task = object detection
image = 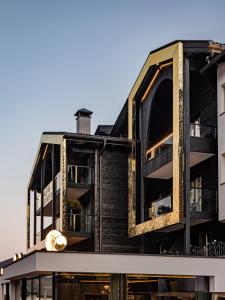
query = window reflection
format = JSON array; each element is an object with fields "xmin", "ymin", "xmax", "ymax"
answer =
[
  {"xmin": 26, "ymin": 276, "xmax": 52, "ymax": 300},
  {"xmin": 55, "ymin": 273, "xmax": 109, "ymax": 300}
]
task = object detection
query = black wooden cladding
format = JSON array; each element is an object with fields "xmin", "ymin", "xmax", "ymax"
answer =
[{"xmin": 99, "ymin": 150, "xmax": 140, "ymax": 253}]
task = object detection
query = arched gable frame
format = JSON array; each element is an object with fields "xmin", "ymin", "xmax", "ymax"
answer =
[{"xmin": 128, "ymin": 42, "xmax": 184, "ymax": 236}]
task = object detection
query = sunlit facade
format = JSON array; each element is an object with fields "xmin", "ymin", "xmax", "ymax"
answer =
[{"xmin": 1, "ymin": 40, "xmax": 225, "ymax": 299}]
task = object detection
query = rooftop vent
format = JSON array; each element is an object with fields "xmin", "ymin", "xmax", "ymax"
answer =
[{"xmin": 74, "ymin": 108, "xmax": 93, "ymax": 135}]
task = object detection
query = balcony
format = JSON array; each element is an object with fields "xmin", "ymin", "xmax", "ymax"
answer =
[
  {"xmin": 68, "ymin": 165, "xmax": 91, "ymax": 185},
  {"xmin": 191, "ymin": 240, "xmax": 225, "ymax": 257},
  {"xmin": 190, "ymin": 123, "xmax": 216, "ymax": 139},
  {"xmin": 35, "ymin": 217, "xmax": 61, "ymax": 243},
  {"xmin": 144, "ymin": 124, "xmax": 217, "ymax": 179},
  {"xmin": 149, "ymin": 194, "xmax": 172, "ymax": 219},
  {"xmin": 67, "ymin": 165, "xmax": 92, "ymax": 200},
  {"xmin": 36, "ymin": 172, "xmax": 61, "ymax": 215},
  {"xmin": 67, "ymin": 211, "xmax": 93, "ymax": 244},
  {"xmin": 190, "ymin": 187, "xmax": 217, "ymax": 225},
  {"xmin": 147, "ymin": 188, "xmax": 217, "ymax": 222}
]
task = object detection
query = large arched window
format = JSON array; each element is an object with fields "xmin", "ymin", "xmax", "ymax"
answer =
[{"xmin": 148, "ymin": 79, "xmax": 173, "ymax": 147}]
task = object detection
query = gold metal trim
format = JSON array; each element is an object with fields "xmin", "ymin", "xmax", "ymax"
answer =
[
  {"xmin": 42, "ymin": 144, "xmax": 48, "ymax": 160},
  {"xmin": 128, "ymin": 42, "xmax": 183, "ymax": 236},
  {"xmin": 60, "ymin": 138, "xmax": 67, "ymax": 233},
  {"xmin": 146, "ymin": 133, "xmax": 173, "ymax": 160},
  {"xmin": 141, "ymin": 62, "xmax": 173, "ymax": 102}
]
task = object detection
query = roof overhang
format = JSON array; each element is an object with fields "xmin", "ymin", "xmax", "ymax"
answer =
[
  {"xmin": 28, "ymin": 132, "xmax": 131, "ymax": 189},
  {"xmin": 3, "ymin": 251, "xmax": 225, "ymax": 292},
  {"xmin": 28, "ymin": 133, "xmax": 64, "ymax": 189}
]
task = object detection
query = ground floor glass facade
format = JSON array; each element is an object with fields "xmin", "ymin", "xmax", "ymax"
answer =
[{"xmin": 25, "ymin": 273, "xmax": 211, "ymax": 300}]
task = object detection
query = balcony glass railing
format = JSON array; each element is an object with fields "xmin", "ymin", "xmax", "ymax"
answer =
[
  {"xmin": 150, "ymin": 194, "xmax": 173, "ymax": 219},
  {"xmin": 67, "ymin": 212, "xmax": 93, "ymax": 233},
  {"xmin": 68, "ymin": 165, "xmax": 91, "ymax": 185},
  {"xmin": 146, "ymin": 124, "xmax": 216, "ymax": 162},
  {"xmin": 55, "ymin": 217, "xmax": 61, "ymax": 231},
  {"xmin": 190, "ymin": 187, "xmax": 217, "ymax": 213},
  {"xmin": 146, "ymin": 134, "xmax": 173, "ymax": 161},
  {"xmin": 36, "ymin": 232, "xmax": 41, "ymax": 243},
  {"xmin": 190, "ymin": 123, "xmax": 217, "ymax": 139},
  {"xmin": 148, "ymin": 187, "xmax": 217, "ymax": 220},
  {"xmin": 36, "ymin": 173, "xmax": 61, "ymax": 211},
  {"xmin": 54, "ymin": 172, "xmax": 61, "ymax": 192},
  {"xmin": 36, "ymin": 193, "xmax": 41, "ymax": 211}
]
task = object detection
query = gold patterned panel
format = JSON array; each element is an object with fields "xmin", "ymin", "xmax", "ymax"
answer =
[
  {"xmin": 128, "ymin": 42, "xmax": 184, "ymax": 236},
  {"xmin": 60, "ymin": 138, "xmax": 68, "ymax": 233}
]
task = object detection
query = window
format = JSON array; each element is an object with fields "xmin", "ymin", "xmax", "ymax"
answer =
[
  {"xmin": 190, "ymin": 177, "xmax": 202, "ymax": 212},
  {"xmin": 26, "ymin": 276, "xmax": 52, "ymax": 300},
  {"xmin": 219, "ymin": 83, "xmax": 225, "ymax": 114},
  {"xmin": 220, "ymin": 153, "xmax": 225, "ymax": 184},
  {"xmin": 2, "ymin": 283, "xmax": 10, "ymax": 300}
]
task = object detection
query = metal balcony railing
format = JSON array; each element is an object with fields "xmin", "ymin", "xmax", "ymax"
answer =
[
  {"xmin": 191, "ymin": 240, "xmax": 225, "ymax": 257},
  {"xmin": 190, "ymin": 187, "xmax": 217, "ymax": 213},
  {"xmin": 190, "ymin": 123, "xmax": 217, "ymax": 139},
  {"xmin": 68, "ymin": 165, "xmax": 91, "ymax": 185},
  {"xmin": 150, "ymin": 194, "xmax": 173, "ymax": 219},
  {"xmin": 67, "ymin": 212, "xmax": 93, "ymax": 233}
]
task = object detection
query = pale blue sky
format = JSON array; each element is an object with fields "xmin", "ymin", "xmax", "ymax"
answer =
[{"xmin": 0, "ymin": 0, "xmax": 225, "ymax": 260}]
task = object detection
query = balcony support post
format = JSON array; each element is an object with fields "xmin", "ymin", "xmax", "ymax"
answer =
[
  {"xmin": 51, "ymin": 144, "xmax": 56, "ymax": 229},
  {"xmin": 184, "ymin": 56, "xmax": 191, "ymax": 255},
  {"xmin": 40, "ymin": 156, "xmax": 46, "ymax": 240},
  {"xmin": 33, "ymin": 189, "xmax": 37, "ymax": 245},
  {"xmin": 27, "ymin": 189, "xmax": 30, "ymax": 249}
]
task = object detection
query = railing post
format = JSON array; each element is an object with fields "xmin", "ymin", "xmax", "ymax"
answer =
[{"xmin": 75, "ymin": 165, "xmax": 78, "ymax": 184}]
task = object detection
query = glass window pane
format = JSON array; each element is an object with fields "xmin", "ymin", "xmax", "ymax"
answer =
[{"xmin": 40, "ymin": 276, "xmax": 53, "ymax": 300}]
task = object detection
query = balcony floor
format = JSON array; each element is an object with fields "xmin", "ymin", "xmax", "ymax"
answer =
[
  {"xmin": 146, "ymin": 151, "xmax": 214, "ymax": 180},
  {"xmin": 155, "ymin": 213, "xmax": 217, "ymax": 233}
]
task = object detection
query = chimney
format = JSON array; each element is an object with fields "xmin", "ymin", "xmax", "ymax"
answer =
[{"xmin": 74, "ymin": 108, "xmax": 93, "ymax": 134}]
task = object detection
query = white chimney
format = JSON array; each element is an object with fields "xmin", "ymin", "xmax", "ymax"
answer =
[{"xmin": 74, "ymin": 108, "xmax": 93, "ymax": 134}]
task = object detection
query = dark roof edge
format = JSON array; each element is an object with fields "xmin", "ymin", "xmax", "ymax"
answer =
[
  {"xmin": 64, "ymin": 132, "xmax": 130, "ymax": 144},
  {"xmin": 200, "ymin": 49, "xmax": 225, "ymax": 74},
  {"xmin": 150, "ymin": 40, "xmax": 213, "ymax": 55},
  {"xmin": 110, "ymin": 99, "xmax": 128, "ymax": 136}
]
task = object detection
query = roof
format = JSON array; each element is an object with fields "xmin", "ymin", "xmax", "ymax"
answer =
[
  {"xmin": 110, "ymin": 99, "xmax": 128, "ymax": 137},
  {"xmin": 0, "ymin": 258, "xmax": 13, "ymax": 269},
  {"xmin": 150, "ymin": 40, "xmax": 224, "ymax": 54},
  {"xmin": 199, "ymin": 49, "xmax": 225, "ymax": 85},
  {"xmin": 74, "ymin": 108, "xmax": 93, "ymax": 117},
  {"xmin": 201, "ymin": 50, "xmax": 225, "ymax": 73},
  {"xmin": 95, "ymin": 125, "xmax": 113, "ymax": 136},
  {"xmin": 28, "ymin": 131, "xmax": 130, "ymax": 189}
]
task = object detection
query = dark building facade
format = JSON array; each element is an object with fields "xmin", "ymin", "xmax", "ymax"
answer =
[{"xmin": 1, "ymin": 40, "xmax": 225, "ymax": 300}]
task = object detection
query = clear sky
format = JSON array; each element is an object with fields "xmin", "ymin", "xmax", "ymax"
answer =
[{"xmin": 0, "ymin": 0, "xmax": 225, "ymax": 261}]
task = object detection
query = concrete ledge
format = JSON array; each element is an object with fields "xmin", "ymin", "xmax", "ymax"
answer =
[{"xmin": 3, "ymin": 251, "xmax": 225, "ymax": 292}]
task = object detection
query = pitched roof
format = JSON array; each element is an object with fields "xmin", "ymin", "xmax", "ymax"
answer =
[{"xmin": 95, "ymin": 125, "xmax": 113, "ymax": 136}]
